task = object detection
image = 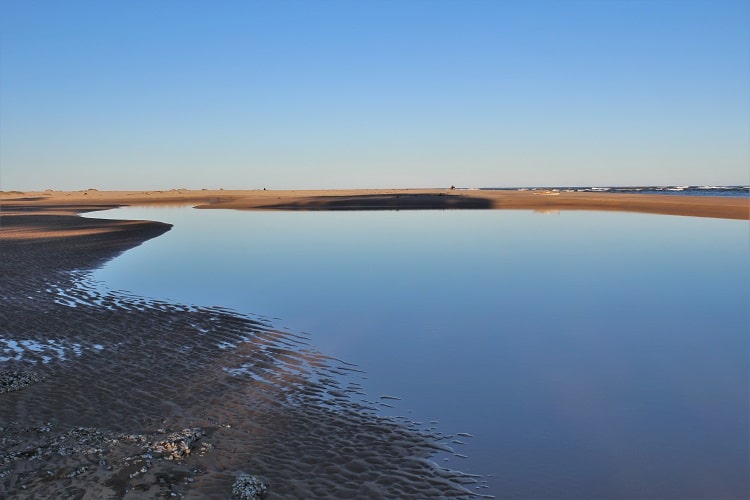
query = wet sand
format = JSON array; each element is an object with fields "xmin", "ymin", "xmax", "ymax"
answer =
[
  {"xmin": 0, "ymin": 202, "xmax": 483, "ymax": 498},
  {"xmin": 1, "ymin": 189, "xmax": 746, "ymax": 497}
]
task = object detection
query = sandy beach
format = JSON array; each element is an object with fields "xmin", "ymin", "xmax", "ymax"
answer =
[
  {"xmin": 1, "ymin": 188, "xmax": 747, "ymax": 219},
  {"xmin": 1, "ymin": 189, "xmax": 747, "ymax": 498}
]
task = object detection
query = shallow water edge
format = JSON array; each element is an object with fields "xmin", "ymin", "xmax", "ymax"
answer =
[{"xmin": 0, "ymin": 205, "xmax": 486, "ymax": 498}]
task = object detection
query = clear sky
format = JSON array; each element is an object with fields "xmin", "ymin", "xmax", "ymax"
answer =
[{"xmin": 1, "ymin": 0, "xmax": 748, "ymax": 190}]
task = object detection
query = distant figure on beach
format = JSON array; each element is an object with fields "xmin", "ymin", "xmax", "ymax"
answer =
[{"xmin": 450, "ymin": 185, "xmax": 455, "ymax": 190}]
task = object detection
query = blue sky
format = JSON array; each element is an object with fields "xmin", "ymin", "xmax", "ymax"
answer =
[{"xmin": 1, "ymin": 0, "xmax": 748, "ymax": 190}]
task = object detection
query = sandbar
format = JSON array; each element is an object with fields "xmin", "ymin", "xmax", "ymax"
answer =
[{"xmin": 1, "ymin": 188, "xmax": 747, "ymax": 219}]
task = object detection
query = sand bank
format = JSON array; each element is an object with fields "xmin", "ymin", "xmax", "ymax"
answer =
[
  {"xmin": 0, "ymin": 203, "xmax": 482, "ymax": 498},
  {"xmin": 1, "ymin": 188, "xmax": 747, "ymax": 219}
]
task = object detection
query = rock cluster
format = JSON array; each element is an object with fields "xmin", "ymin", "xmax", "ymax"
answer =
[
  {"xmin": 0, "ymin": 424, "xmax": 115, "ymax": 477},
  {"xmin": 1, "ymin": 423, "xmax": 214, "ymax": 497},
  {"xmin": 0, "ymin": 370, "xmax": 46, "ymax": 393},
  {"xmin": 232, "ymin": 473, "xmax": 270, "ymax": 499},
  {"xmin": 150, "ymin": 428, "xmax": 203, "ymax": 461}
]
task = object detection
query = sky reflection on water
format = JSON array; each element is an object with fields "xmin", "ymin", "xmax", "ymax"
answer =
[{"xmin": 88, "ymin": 207, "xmax": 749, "ymax": 498}]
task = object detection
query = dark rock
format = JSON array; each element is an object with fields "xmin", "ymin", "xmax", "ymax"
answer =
[
  {"xmin": 232, "ymin": 473, "xmax": 270, "ymax": 499},
  {"xmin": 0, "ymin": 370, "xmax": 46, "ymax": 394}
]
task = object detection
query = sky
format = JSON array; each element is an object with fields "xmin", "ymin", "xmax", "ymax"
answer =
[{"xmin": 1, "ymin": 0, "xmax": 748, "ymax": 190}]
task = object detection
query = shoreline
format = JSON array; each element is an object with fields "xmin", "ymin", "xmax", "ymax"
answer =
[
  {"xmin": 1, "ymin": 188, "xmax": 747, "ymax": 219},
  {"xmin": 0, "ymin": 189, "xmax": 746, "ymax": 496},
  {"xmin": 0, "ymin": 203, "xmax": 480, "ymax": 498}
]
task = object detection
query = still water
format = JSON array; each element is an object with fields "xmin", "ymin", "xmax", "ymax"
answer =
[{"xmin": 87, "ymin": 207, "xmax": 749, "ymax": 498}]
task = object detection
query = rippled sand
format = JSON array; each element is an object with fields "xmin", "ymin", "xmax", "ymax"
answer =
[{"xmin": 0, "ymin": 204, "xmax": 486, "ymax": 498}]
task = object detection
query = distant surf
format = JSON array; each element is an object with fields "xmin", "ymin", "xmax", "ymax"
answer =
[{"xmin": 478, "ymin": 185, "xmax": 749, "ymax": 197}]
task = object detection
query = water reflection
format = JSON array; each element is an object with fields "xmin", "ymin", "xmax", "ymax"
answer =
[{"xmin": 87, "ymin": 207, "xmax": 749, "ymax": 498}]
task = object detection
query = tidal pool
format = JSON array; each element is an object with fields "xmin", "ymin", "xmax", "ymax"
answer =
[{"xmin": 86, "ymin": 207, "xmax": 749, "ymax": 498}]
